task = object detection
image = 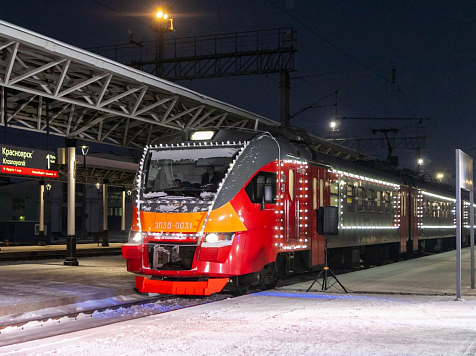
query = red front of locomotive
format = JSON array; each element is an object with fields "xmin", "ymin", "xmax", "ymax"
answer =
[{"xmin": 122, "ymin": 131, "xmax": 282, "ymax": 295}]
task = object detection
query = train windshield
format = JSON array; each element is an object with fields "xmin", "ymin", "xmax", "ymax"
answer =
[{"xmin": 142, "ymin": 146, "xmax": 241, "ymax": 198}]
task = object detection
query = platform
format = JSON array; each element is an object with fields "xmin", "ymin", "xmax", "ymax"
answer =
[
  {"xmin": 0, "ymin": 242, "xmax": 123, "ymax": 261},
  {"xmin": 282, "ymin": 247, "xmax": 476, "ymax": 297},
  {"xmin": 0, "ymin": 248, "xmax": 475, "ymax": 318}
]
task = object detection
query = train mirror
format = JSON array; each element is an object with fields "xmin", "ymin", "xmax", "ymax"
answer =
[{"xmin": 317, "ymin": 206, "xmax": 339, "ymax": 236}]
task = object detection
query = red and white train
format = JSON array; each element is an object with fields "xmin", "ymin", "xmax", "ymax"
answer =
[{"xmin": 122, "ymin": 127, "xmax": 464, "ymax": 295}]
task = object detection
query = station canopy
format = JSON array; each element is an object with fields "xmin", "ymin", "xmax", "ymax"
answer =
[{"xmin": 0, "ymin": 20, "xmax": 280, "ymax": 149}]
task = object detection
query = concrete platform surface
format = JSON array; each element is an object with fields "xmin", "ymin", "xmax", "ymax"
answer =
[
  {"xmin": 283, "ymin": 247, "xmax": 476, "ymax": 297},
  {"xmin": 0, "ymin": 255, "xmax": 135, "ymax": 317}
]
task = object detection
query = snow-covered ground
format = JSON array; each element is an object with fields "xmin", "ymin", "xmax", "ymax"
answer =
[{"xmin": 1, "ymin": 291, "xmax": 476, "ymax": 356}]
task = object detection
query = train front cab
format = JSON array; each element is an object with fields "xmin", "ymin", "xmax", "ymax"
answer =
[{"xmin": 122, "ymin": 131, "xmax": 324, "ymax": 295}]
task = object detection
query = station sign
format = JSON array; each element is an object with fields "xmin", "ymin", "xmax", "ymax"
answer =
[{"xmin": 0, "ymin": 144, "xmax": 58, "ymax": 178}]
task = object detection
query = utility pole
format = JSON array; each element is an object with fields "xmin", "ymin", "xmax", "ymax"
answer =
[{"xmin": 280, "ymin": 70, "xmax": 290, "ymax": 127}]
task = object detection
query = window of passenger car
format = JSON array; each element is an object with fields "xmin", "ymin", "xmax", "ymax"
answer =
[{"xmin": 346, "ymin": 184, "xmax": 355, "ymax": 212}]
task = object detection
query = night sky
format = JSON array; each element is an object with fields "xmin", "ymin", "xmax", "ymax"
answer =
[{"xmin": 1, "ymin": 1, "xmax": 475, "ymax": 179}]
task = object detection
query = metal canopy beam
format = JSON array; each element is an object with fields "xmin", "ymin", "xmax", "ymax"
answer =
[{"xmin": 0, "ymin": 20, "xmax": 279, "ymax": 149}]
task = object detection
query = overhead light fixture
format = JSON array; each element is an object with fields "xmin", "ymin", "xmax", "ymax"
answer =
[
  {"xmin": 81, "ymin": 145, "xmax": 89, "ymax": 156},
  {"xmin": 190, "ymin": 131, "xmax": 215, "ymax": 141}
]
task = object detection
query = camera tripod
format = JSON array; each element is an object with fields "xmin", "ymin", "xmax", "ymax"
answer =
[{"xmin": 306, "ymin": 238, "xmax": 348, "ymax": 293}]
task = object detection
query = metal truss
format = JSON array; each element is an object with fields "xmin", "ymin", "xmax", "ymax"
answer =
[
  {"xmin": 334, "ymin": 136, "xmax": 426, "ymax": 152},
  {"xmin": 90, "ymin": 28, "xmax": 296, "ymax": 81},
  {"xmin": 0, "ymin": 20, "xmax": 279, "ymax": 150}
]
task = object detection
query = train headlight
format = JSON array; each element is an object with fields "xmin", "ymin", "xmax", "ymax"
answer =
[
  {"xmin": 190, "ymin": 131, "xmax": 215, "ymax": 140},
  {"xmin": 133, "ymin": 232, "xmax": 142, "ymax": 242},
  {"xmin": 128, "ymin": 231, "xmax": 143, "ymax": 244},
  {"xmin": 203, "ymin": 233, "xmax": 234, "ymax": 245},
  {"xmin": 205, "ymin": 233, "xmax": 219, "ymax": 243}
]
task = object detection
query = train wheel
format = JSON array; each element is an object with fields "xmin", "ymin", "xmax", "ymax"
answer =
[
  {"xmin": 230, "ymin": 276, "xmax": 251, "ymax": 296},
  {"xmin": 232, "ymin": 284, "xmax": 249, "ymax": 296},
  {"xmin": 260, "ymin": 263, "xmax": 278, "ymax": 290}
]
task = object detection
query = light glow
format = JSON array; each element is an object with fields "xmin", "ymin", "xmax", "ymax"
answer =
[{"xmin": 190, "ymin": 131, "xmax": 215, "ymax": 140}]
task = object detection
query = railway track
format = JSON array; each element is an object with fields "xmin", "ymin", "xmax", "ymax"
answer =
[{"xmin": 0, "ymin": 293, "xmax": 232, "ymax": 347}]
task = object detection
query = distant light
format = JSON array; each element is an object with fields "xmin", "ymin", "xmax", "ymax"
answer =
[
  {"xmin": 330, "ymin": 121, "xmax": 337, "ymax": 129},
  {"xmin": 46, "ymin": 183, "xmax": 52, "ymax": 191},
  {"xmin": 156, "ymin": 10, "xmax": 163, "ymax": 18},
  {"xmin": 191, "ymin": 131, "xmax": 215, "ymax": 141},
  {"xmin": 19, "ymin": 216, "xmax": 25, "ymax": 221},
  {"xmin": 163, "ymin": 13, "xmax": 168, "ymax": 19},
  {"xmin": 418, "ymin": 158, "xmax": 424, "ymax": 165},
  {"xmin": 437, "ymin": 173, "xmax": 444, "ymax": 179},
  {"xmin": 96, "ymin": 182, "xmax": 101, "ymax": 190}
]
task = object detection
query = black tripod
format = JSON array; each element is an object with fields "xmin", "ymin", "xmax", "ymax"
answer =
[{"xmin": 307, "ymin": 238, "xmax": 348, "ymax": 293}]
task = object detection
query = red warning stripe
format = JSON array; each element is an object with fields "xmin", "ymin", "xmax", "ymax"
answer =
[{"xmin": 1, "ymin": 165, "xmax": 58, "ymax": 178}]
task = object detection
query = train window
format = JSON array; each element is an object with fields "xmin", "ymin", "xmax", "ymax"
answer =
[
  {"xmin": 357, "ymin": 187, "xmax": 366, "ymax": 212},
  {"xmin": 320, "ymin": 179, "xmax": 324, "ymax": 207},
  {"xmin": 384, "ymin": 191, "xmax": 392, "ymax": 214},
  {"xmin": 376, "ymin": 190, "xmax": 383, "ymax": 214},
  {"xmin": 313, "ymin": 178, "xmax": 317, "ymax": 210},
  {"xmin": 330, "ymin": 181, "xmax": 339, "ymax": 207},
  {"xmin": 245, "ymin": 171, "xmax": 277, "ymax": 204},
  {"xmin": 346, "ymin": 184, "xmax": 355, "ymax": 212},
  {"xmin": 368, "ymin": 189, "xmax": 375, "ymax": 213},
  {"xmin": 289, "ymin": 169, "xmax": 295, "ymax": 201}
]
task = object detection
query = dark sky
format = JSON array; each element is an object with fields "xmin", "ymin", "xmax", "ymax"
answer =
[{"xmin": 1, "ymin": 0, "xmax": 475, "ymax": 178}]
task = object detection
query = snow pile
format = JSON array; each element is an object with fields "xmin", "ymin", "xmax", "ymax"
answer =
[{"xmin": 1, "ymin": 291, "xmax": 476, "ymax": 355}]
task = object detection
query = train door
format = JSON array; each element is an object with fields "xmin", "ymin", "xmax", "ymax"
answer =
[
  {"xmin": 285, "ymin": 166, "xmax": 298, "ymax": 241},
  {"xmin": 409, "ymin": 188, "xmax": 420, "ymax": 252},
  {"xmin": 399, "ymin": 187, "xmax": 409, "ymax": 253},
  {"xmin": 310, "ymin": 166, "xmax": 328, "ymax": 266}
]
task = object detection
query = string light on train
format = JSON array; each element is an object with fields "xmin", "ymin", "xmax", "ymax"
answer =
[
  {"xmin": 331, "ymin": 169, "xmax": 400, "ymax": 188},
  {"xmin": 420, "ymin": 191, "xmax": 456, "ymax": 202},
  {"xmin": 197, "ymin": 140, "xmax": 250, "ymax": 241}
]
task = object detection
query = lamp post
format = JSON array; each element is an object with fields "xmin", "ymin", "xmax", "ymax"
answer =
[
  {"xmin": 81, "ymin": 145, "xmax": 89, "ymax": 239},
  {"xmin": 38, "ymin": 180, "xmax": 45, "ymax": 246},
  {"xmin": 417, "ymin": 158, "xmax": 424, "ymax": 173},
  {"xmin": 64, "ymin": 138, "xmax": 78, "ymax": 266},
  {"xmin": 102, "ymin": 178, "xmax": 109, "ymax": 247},
  {"xmin": 150, "ymin": 4, "xmax": 174, "ymax": 78},
  {"xmin": 330, "ymin": 120, "xmax": 339, "ymax": 141}
]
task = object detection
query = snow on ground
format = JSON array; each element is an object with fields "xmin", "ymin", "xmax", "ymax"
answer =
[{"xmin": 1, "ymin": 291, "xmax": 476, "ymax": 356}]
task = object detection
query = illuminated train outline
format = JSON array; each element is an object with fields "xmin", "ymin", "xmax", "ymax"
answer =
[{"xmin": 122, "ymin": 128, "xmax": 465, "ymax": 295}]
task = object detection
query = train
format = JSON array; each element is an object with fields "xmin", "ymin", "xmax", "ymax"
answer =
[{"xmin": 121, "ymin": 126, "xmax": 465, "ymax": 296}]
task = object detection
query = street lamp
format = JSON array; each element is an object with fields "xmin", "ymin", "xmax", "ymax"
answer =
[
  {"xmin": 150, "ymin": 4, "xmax": 174, "ymax": 77},
  {"xmin": 436, "ymin": 173, "xmax": 444, "ymax": 182},
  {"xmin": 81, "ymin": 145, "xmax": 89, "ymax": 239}
]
